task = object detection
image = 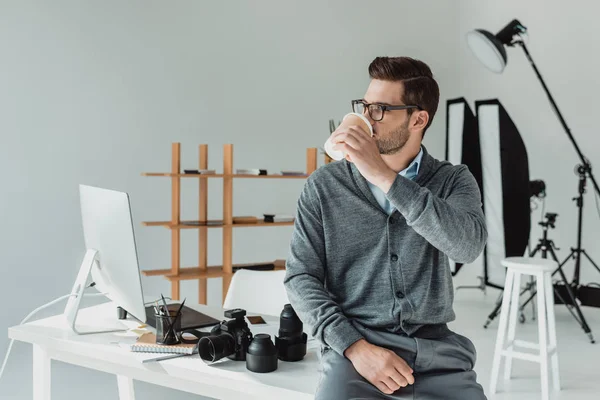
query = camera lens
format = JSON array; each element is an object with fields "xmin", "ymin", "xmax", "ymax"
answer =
[
  {"xmin": 275, "ymin": 304, "xmax": 307, "ymax": 362},
  {"xmin": 279, "ymin": 304, "xmax": 303, "ymax": 335},
  {"xmin": 198, "ymin": 333, "xmax": 235, "ymax": 362},
  {"xmin": 246, "ymin": 334, "xmax": 278, "ymax": 373}
]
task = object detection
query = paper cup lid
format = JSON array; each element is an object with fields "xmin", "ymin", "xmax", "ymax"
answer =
[{"xmin": 343, "ymin": 113, "xmax": 373, "ymax": 136}]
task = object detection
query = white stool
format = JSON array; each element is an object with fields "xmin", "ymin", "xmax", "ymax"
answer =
[{"xmin": 490, "ymin": 257, "xmax": 560, "ymax": 400}]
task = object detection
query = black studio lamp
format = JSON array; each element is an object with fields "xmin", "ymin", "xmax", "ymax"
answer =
[
  {"xmin": 466, "ymin": 19, "xmax": 600, "ymax": 343},
  {"xmin": 466, "ymin": 19, "xmax": 527, "ymax": 73},
  {"xmin": 467, "ymin": 18, "xmax": 600, "ymax": 200}
]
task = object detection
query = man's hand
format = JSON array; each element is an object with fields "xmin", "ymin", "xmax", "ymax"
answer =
[
  {"xmin": 344, "ymin": 339, "xmax": 415, "ymax": 395},
  {"xmin": 331, "ymin": 126, "xmax": 397, "ymax": 192}
]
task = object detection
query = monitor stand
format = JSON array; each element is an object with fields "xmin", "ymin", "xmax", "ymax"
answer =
[{"xmin": 64, "ymin": 249, "xmax": 128, "ymax": 335}]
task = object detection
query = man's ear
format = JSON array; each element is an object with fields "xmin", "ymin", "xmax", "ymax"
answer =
[{"xmin": 411, "ymin": 110, "xmax": 429, "ymax": 132}]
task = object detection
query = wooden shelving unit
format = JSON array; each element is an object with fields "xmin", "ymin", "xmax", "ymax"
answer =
[{"xmin": 142, "ymin": 143, "xmax": 317, "ymax": 304}]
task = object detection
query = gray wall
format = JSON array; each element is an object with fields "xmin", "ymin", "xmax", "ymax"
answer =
[
  {"xmin": 4, "ymin": 1, "xmax": 598, "ymax": 398},
  {"xmin": 0, "ymin": 1, "xmax": 457, "ymax": 398}
]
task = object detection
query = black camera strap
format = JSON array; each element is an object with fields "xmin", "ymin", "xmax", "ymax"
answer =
[{"xmin": 179, "ymin": 328, "xmax": 211, "ymax": 344}]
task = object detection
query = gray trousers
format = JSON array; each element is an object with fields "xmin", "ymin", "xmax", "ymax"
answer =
[{"xmin": 315, "ymin": 324, "xmax": 487, "ymax": 400}]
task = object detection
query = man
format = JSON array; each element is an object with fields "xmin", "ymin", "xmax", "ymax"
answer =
[{"xmin": 284, "ymin": 56, "xmax": 488, "ymax": 399}]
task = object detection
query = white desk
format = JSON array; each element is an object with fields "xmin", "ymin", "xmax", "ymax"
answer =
[{"xmin": 8, "ymin": 302, "xmax": 320, "ymax": 400}]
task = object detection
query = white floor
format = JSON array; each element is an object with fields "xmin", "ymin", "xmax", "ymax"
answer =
[{"xmin": 452, "ymin": 285, "xmax": 600, "ymax": 400}]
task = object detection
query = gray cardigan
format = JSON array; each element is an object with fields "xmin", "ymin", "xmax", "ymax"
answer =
[{"xmin": 284, "ymin": 146, "xmax": 487, "ymax": 356}]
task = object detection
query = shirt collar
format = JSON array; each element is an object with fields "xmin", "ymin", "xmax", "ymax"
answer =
[{"xmin": 399, "ymin": 147, "xmax": 423, "ymax": 177}]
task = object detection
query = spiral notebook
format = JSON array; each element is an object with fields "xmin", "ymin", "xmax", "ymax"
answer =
[{"xmin": 130, "ymin": 333, "xmax": 197, "ymax": 354}]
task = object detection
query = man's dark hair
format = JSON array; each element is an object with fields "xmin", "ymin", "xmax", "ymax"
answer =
[{"xmin": 368, "ymin": 56, "xmax": 440, "ymax": 136}]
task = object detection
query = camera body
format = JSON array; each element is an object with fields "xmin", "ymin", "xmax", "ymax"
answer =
[
  {"xmin": 545, "ymin": 212, "xmax": 558, "ymax": 222},
  {"xmin": 539, "ymin": 212, "xmax": 558, "ymax": 229},
  {"xmin": 529, "ymin": 179, "xmax": 546, "ymax": 198},
  {"xmin": 199, "ymin": 308, "xmax": 252, "ymax": 362}
]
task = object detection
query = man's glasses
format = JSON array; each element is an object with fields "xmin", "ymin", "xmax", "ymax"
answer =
[{"xmin": 351, "ymin": 99, "xmax": 421, "ymax": 122}]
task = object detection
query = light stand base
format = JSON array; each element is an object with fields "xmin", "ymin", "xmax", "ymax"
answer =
[{"xmin": 455, "ymin": 276, "xmax": 487, "ymax": 294}]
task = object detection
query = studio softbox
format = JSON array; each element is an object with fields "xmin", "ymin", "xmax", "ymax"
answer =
[
  {"xmin": 445, "ymin": 98, "xmax": 483, "ymax": 275},
  {"xmin": 475, "ymin": 99, "xmax": 530, "ymax": 288}
]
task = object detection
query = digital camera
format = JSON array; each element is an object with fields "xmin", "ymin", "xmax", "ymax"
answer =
[{"xmin": 198, "ymin": 308, "xmax": 252, "ymax": 362}]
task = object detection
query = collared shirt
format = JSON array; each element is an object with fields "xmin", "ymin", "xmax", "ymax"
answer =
[{"xmin": 367, "ymin": 147, "xmax": 424, "ymax": 215}]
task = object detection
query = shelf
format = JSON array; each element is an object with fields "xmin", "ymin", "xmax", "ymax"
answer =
[
  {"xmin": 169, "ymin": 266, "xmax": 227, "ymax": 280},
  {"xmin": 140, "ymin": 266, "xmax": 225, "ymax": 279},
  {"xmin": 229, "ymin": 220, "xmax": 295, "ymax": 228},
  {"xmin": 142, "ymin": 268, "xmax": 181, "ymax": 277},
  {"xmin": 142, "ymin": 143, "xmax": 317, "ymax": 303},
  {"xmin": 142, "ymin": 221, "xmax": 174, "ymax": 227},
  {"xmin": 142, "ymin": 220, "xmax": 222, "ymax": 229},
  {"xmin": 142, "ymin": 219, "xmax": 295, "ymax": 229},
  {"xmin": 233, "ymin": 174, "xmax": 309, "ymax": 179},
  {"xmin": 142, "ymin": 173, "xmax": 308, "ymax": 179},
  {"xmin": 142, "ymin": 173, "xmax": 225, "ymax": 178},
  {"xmin": 141, "ymin": 262, "xmax": 286, "ymax": 281}
]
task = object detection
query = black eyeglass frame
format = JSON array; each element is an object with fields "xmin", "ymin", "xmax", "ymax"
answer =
[{"xmin": 351, "ymin": 99, "xmax": 422, "ymax": 121}]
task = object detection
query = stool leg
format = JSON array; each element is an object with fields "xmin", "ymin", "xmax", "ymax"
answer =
[
  {"xmin": 490, "ymin": 269, "xmax": 514, "ymax": 394},
  {"xmin": 537, "ymin": 272, "xmax": 549, "ymax": 400},
  {"xmin": 544, "ymin": 272, "xmax": 560, "ymax": 391},
  {"xmin": 504, "ymin": 271, "xmax": 522, "ymax": 382}
]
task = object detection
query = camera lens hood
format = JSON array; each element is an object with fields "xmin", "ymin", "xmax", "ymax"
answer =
[{"xmin": 246, "ymin": 334, "xmax": 278, "ymax": 373}]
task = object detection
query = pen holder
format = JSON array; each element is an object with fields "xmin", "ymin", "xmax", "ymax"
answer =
[{"xmin": 155, "ymin": 311, "xmax": 182, "ymax": 345}]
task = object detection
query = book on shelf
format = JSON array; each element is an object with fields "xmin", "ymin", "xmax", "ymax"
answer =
[
  {"xmin": 280, "ymin": 170, "xmax": 306, "ymax": 176},
  {"xmin": 183, "ymin": 169, "xmax": 216, "ymax": 174},
  {"xmin": 236, "ymin": 168, "xmax": 267, "ymax": 175},
  {"xmin": 263, "ymin": 214, "xmax": 294, "ymax": 223},
  {"xmin": 232, "ymin": 216, "xmax": 259, "ymax": 224},
  {"xmin": 232, "ymin": 263, "xmax": 275, "ymax": 272}
]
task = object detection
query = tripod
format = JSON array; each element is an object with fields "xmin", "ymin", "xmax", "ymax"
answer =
[
  {"xmin": 561, "ymin": 165, "xmax": 600, "ymax": 292},
  {"xmin": 525, "ymin": 209, "xmax": 595, "ymax": 343}
]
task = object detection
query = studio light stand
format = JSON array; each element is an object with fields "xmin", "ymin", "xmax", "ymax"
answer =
[
  {"xmin": 561, "ymin": 164, "xmax": 600, "ymax": 293},
  {"xmin": 526, "ymin": 209, "xmax": 595, "ymax": 342},
  {"xmin": 468, "ymin": 19, "xmax": 600, "ymax": 343}
]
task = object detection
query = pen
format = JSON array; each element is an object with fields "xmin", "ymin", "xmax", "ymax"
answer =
[
  {"xmin": 141, "ymin": 353, "xmax": 190, "ymax": 364},
  {"xmin": 160, "ymin": 294, "xmax": 175, "ymax": 341},
  {"xmin": 160, "ymin": 294, "xmax": 170, "ymax": 315},
  {"xmin": 174, "ymin": 298, "xmax": 186, "ymax": 320},
  {"xmin": 165, "ymin": 297, "xmax": 185, "ymax": 340}
]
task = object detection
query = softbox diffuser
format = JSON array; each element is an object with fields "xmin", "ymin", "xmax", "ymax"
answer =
[
  {"xmin": 445, "ymin": 98, "xmax": 482, "ymax": 275},
  {"xmin": 475, "ymin": 99, "xmax": 530, "ymax": 288}
]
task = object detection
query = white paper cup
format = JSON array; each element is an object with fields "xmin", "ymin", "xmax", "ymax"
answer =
[{"xmin": 324, "ymin": 113, "xmax": 374, "ymax": 161}]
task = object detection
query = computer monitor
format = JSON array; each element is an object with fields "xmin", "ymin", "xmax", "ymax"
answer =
[{"xmin": 64, "ymin": 185, "xmax": 146, "ymax": 334}]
